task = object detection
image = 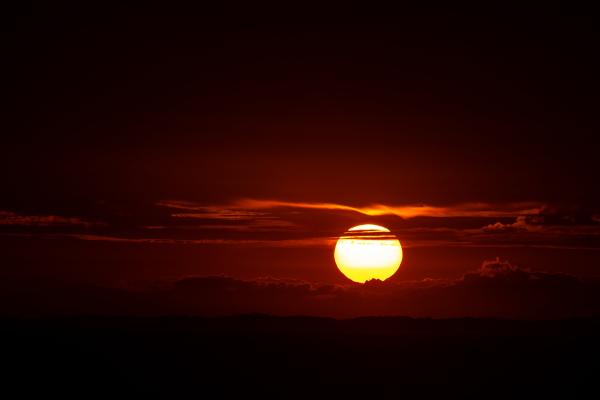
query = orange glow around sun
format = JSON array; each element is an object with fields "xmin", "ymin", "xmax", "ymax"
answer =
[{"xmin": 334, "ymin": 224, "xmax": 403, "ymax": 283}]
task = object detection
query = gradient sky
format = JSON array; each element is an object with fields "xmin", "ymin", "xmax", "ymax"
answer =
[{"xmin": 3, "ymin": 11, "xmax": 600, "ymax": 312}]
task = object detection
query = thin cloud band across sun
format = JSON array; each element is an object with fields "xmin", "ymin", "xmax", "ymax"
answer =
[{"xmin": 334, "ymin": 224, "xmax": 403, "ymax": 283}]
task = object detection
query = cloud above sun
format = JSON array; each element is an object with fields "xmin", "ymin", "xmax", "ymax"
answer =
[
  {"xmin": 157, "ymin": 199, "xmax": 544, "ymax": 219},
  {"xmin": 2, "ymin": 199, "xmax": 600, "ymax": 252}
]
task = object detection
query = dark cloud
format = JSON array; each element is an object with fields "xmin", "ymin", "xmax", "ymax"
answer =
[
  {"xmin": 483, "ymin": 206, "xmax": 600, "ymax": 231},
  {"xmin": 473, "ymin": 257, "xmax": 523, "ymax": 277},
  {"xmin": 482, "ymin": 216, "xmax": 536, "ymax": 233},
  {"xmin": 3, "ymin": 259, "xmax": 599, "ymax": 319},
  {"xmin": 0, "ymin": 211, "xmax": 100, "ymax": 227},
  {"xmin": 474, "ymin": 207, "xmax": 600, "ymax": 250}
]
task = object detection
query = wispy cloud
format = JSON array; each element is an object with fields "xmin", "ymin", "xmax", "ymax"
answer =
[
  {"xmin": 156, "ymin": 200, "xmax": 296, "ymax": 230},
  {"xmin": 156, "ymin": 201, "xmax": 267, "ymax": 220},
  {"xmin": 34, "ymin": 233, "xmax": 335, "ymax": 247},
  {"xmin": 6, "ymin": 201, "xmax": 597, "ymax": 251},
  {"xmin": 151, "ymin": 199, "xmax": 600, "ymax": 250},
  {"xmin": 0, "ymin": 211, "xmax": 99, "ymax": 227},
  {"xmin": 158, "ymin": 199, "xmax": 543, "ymax": 219}
]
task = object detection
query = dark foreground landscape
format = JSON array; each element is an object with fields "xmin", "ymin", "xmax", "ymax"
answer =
[{"xmin": 3, "ymin": 316, "xmax": 599, "ymax": 395}]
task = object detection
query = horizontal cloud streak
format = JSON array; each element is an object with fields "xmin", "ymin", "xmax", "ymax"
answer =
[
  {"xmin": 126, "ymin": 200, "xmax": 597, "ymax": 250},
  {"xmin": 5, "ymin": 200, "xmax": 598, "ymax": 252},
  {"xmin": 0, "ymin": 211, "xmax": 100, "ymax": 227},
  {"xmin": 159, "ymin": 199, "xmax": 543, "ymax": 219},
  {"xmin": 6, "ymin": 233, "xmax": 335, "ymax": 247},
  {"xmin": 7, "ymin": 232, "xmax": 600, "ymax": 251}
]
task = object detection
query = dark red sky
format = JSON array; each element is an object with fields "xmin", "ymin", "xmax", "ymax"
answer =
[{"xmin": 2, "ymin": 10, "xmax": 600, "ymax": 316}]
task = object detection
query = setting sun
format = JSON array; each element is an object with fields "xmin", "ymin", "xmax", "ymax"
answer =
[{"xmin": 334, "ymin": 224, "xmax": 403, "ymax": 283}]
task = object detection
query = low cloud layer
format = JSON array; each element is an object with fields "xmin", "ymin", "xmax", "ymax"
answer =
[{"xmin": 4, "ymin": 259, "xmax": 599, "ymax": 319}]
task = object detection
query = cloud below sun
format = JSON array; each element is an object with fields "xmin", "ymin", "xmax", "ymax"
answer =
[{"xmin": 4, "ymin": 258, "xmax": 599, "ymax": 319}]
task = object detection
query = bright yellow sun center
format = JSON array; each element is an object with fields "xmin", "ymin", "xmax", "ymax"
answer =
[{"xmin": 334, "ymin": 224, "xmax": 403, "ymax": 283}]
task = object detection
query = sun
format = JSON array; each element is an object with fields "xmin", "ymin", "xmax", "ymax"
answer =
[{"xmin": 334, "ymin": 224, "xmax": 403, "ymax": 283}]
